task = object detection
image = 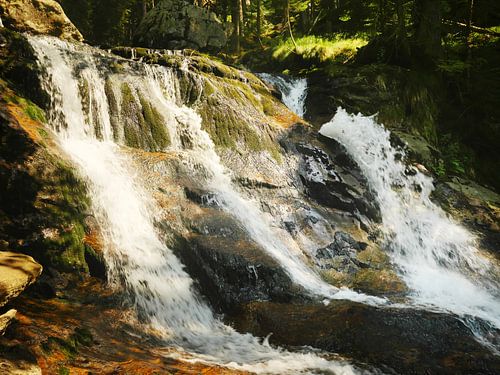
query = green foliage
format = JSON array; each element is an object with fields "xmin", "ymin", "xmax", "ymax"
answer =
[
  {"xmin": 438, "ymin": 134, "xmax": 475, "ymax": 177},
  {"xmin": 272, "ymin": 35, "xmax": 368, "ymax": 65},
  {"xmin": 58, "ymin": 0, "xmax": 146, "ymax": 46},
  {"xmin": 437, "ymin": 58, "xmax": 471, "ymax": 74}
]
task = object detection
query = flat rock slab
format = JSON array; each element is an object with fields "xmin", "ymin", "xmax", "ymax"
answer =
[
  {"xmin": 231, "ymin": 300, "xmax": 500, "ymax": 374},
  {"xmin": 0, "ymin": 251, "xmax": 42, "ymax": 308}
]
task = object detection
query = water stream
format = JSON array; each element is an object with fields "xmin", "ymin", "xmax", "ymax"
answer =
[{"xmin": 320, "ymin": 108, "xmax": 500, "ymax": 350}]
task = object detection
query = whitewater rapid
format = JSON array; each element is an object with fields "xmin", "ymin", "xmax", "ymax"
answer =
[
  {"xmin": 28, "ymin": 35, "xmax": 372, "ymax": 374},
  {"xmin": 320, "ymin": 108, "xmax": 500, "ymax": 350}
]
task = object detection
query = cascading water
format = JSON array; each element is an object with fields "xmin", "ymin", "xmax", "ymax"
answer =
[
  {"xmin": 28, "ymin": 35, "xmax": 370, "ymax": 374},
  {"xmin": 258, "ymin": 73, "xmax": 307, "ymax": 117},
  {"xmin": 145, "ymin": 65, "xmax": 384, "ymax": 305},
  {"xmin": 320, "ymin": 108, "xmax": 500, "ymax": 350}
]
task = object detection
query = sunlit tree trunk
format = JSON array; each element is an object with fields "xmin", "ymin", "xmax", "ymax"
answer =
[{"xmin": 241, "ymin": 0, "xmax": 247, "ymax": 36}]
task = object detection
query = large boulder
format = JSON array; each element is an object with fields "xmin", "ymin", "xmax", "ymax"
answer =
[
  {"xmin": 134, "ymin": 0, "xmax": 228, "ymax": 51},
  {"xmin": 0, "ymin": 0, "xmax": 83, "ymax": 41}
]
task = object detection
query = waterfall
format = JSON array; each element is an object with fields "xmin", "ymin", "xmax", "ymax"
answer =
[
  {"xmin": 258, "ymin": 73, "xmax": 307, "ymax": 117},
  {"xmin": 145, "ymin": 66, "xmax": 385, "ymax": 305},
  {"xmin": 320, "ymin": 108, "xmax": 500, "ymax": 350},
  {"xmin": 28, "ymin": 35, "xmax": 371, "ymax": 374}
]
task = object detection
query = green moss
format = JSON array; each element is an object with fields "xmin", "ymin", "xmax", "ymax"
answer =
[
  {"xmin": 58, "ymin": 367, "xmax": 70, "ymax": 375},
  {"xmin": 38, "ymin": 128, "xmax": 49, "ymax": 139},
  {"xmin": 118, "ymin": 82, "xmax": 171, "ymax": 151},
  {"xmin": 121, "ymin": 82, "xmax": 135, "ymax": 106},
  {"xmin": 139, "ymin": 94, "xmax": 170, "ymax": 150},
  {"xmin": 110, "ymin": 62, "xmax": 125, "ymax": 73},
  {"xmin": 198, "ymin": 96, "xmax": 282, "ymax": 163},
  {"xmin": 352, "ymin": 268, "xmax": 407, "ymax": 295},
  {"xmin": 104, "ymin": 78, "xmax": 120, "ymax": 141},
  {"xmin": 134, "ymin": 47, "xmax": 149, "ymax": 57},
  {"xmin": 44, "ymin": 328, "xmax": 93, "ymax": 363},
  {"xmin": 261, "ymin": 97, "xmax": 278, "ymax": 116},
  {"xmin": 6, "ymin": 94, "xmax": 47, "ymax": 123},
  {"xmin": 120, "ymin": 82, "xmax": 142, "ymax": 148},
  {"xmin": 41, "ymin": 159, "xmax": 91, "ymax": 273},
  {"xmin": 203, "ymin": 80, "xmax": 216, "ymax": 97}
]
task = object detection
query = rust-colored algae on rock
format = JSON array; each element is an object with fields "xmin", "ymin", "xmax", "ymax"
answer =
[{"xmin": 4, "ymin": 281, "xmax": 250, "ymax": 374}]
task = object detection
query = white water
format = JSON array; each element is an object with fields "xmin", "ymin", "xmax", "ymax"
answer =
[
  {"xmin": 320, "ymin": 109, "xmax": 500, "ymax": 343},
  {"xmin": 258, "ymin": 73, "xmax": 308, "ymax": 117},
  {"xmin": 28, "ymin": 35, "xmax": 371, "ymax": 374}
]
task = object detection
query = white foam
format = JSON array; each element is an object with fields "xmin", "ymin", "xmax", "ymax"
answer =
[{"xmin": 320, "ymin": 108, "xmax": 500, "ymax": 345}]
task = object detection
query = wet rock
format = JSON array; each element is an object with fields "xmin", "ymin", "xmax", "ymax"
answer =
[
  {"xmin": 184, "ymin": 186, "xmax": 220, "ymax": 208},
  {"xmin": 134, "ymin": 0, "xmax": 228, "ymax": 51},
  {"xmin": 174, "ymin": 210, "xmax": 306, "ymax": 312},
  {"xmin": 176, "ymin": 234, "xmax": 305, "ymax": 312},
  {"xmin": 0, "ymin": 0, "xmax": 83, "ymax": 41},
  {"xmin": 294, "ymin": 139, "xmax": 380, "ymax": 224},
  {"xmin": 432, "ymin": 177, "xmax": 500, "ymax": 258},
  {"xmin": 317, "ymin": 231, "xmax": 367, "ymax": 258},
  {"xmin": 316, "ymin": 231, "xmax": 370, "ymax": 274},
  {"xmin": 298, "ymin": 143, "xmax": 358, "ymax": 212},
  {"xmin": 0, "ymin": 251, "xmax": 42, "ymax": 307},
  {"xmin": 0, "ymin": 342, "xmax": 41, "ymax": 374},
  {"xmin": 0, "ymin": 92, "xmax": 95, "ymax": 276},
  {"xmin": 84, "ymin": 247, "xmax": 106, "ymax": 281},
  {"xmin": 231, "ymin": 300, "xmax": 500, "ymax": 375}
]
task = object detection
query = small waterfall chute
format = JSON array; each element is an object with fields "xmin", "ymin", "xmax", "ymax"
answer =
[{"xmin": 258, "ymin": 73, "xmax": 308, "ymax": 117}]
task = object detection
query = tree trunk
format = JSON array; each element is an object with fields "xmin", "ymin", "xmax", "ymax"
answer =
[
  {"xmin": 285, "ymin": 0, "xmax": 297, "ymax": 51},
  {"xmin": 413, "ymin": 0, "xmax": 443, "ymax": 63},
  {"xmin": 256, "ymin": 0, "xmax": 261, "ymax": 41},
  {"xmin": 465, "ymin": 0, "xmax": 475, "ymax": 81},
  {"xmin": 240, "ymin": 0, "xmax": 245, "ymax": 37},
  {"xmin": 231, "ymin": 0, "xmax": 241, "ymax": 53}
]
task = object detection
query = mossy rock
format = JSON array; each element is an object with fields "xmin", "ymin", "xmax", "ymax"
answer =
[{"xmin": 118, "ymin": 82, "xmax": 170, "ymax": 151}]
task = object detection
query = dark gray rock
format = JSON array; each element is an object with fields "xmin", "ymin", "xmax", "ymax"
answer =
[
  {"xmin": 316, "ymin": 231, "xmax": 369, "ymax": 273},
  {"xmin": 231, "ymin": 300, "xmax": 500, "ymax": 375},
  {"xmin": 134, "ymin": 0, "xmax": 228, "ymax": 51},
  {"xmin": 172, "ymin": 209, "xmax": 307, "ymax": 313},
  {"xmin": 295, "ymin": 141, "xmax": 380, "ymax": 223}
]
